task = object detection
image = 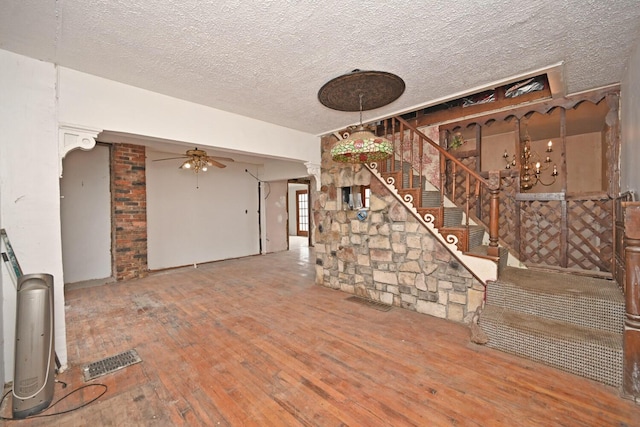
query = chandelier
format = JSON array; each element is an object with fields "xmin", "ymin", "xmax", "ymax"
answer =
[
  {"xmin": 318, "ymin": 69, "xmax": 404, "ymax": 164},
  {"xmin": 503, "ymin": 128, "xmax": 558, "ymax": 191}
]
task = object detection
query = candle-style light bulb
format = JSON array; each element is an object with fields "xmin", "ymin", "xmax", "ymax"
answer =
[
  {"xmin": 547, "ymin": 140, "xmax": 553, "ymax": 152},
  {"xmin": 535, "ymin": 161, "xmax": 541, "ymax": 174}
]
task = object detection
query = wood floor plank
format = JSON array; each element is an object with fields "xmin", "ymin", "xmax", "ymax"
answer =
[{"xmin": 3, "ymin": 245, "xmax": 640, "ymax": 426}]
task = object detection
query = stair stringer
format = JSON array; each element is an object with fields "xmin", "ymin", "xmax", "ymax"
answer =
[{"xmin": 367, "ymin": 162, "xmax": 498, "ymax": 285}]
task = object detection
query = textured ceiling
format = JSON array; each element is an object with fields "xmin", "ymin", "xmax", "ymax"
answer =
[{"xmin": 2, "ymin": 0, "xmax": 640, "ymax": 135}]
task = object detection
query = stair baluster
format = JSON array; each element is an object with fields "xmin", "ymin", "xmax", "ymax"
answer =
[{"xmin": 375, "ymin": 116, "xmax": 501, "ymax": 257}]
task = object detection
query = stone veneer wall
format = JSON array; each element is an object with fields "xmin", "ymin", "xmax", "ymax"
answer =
[
  {"xmin": 314, "ymin": 136, "xmax": 484, "ymax": 323},
  {"xmin": 111, "ymin": 143, "xmax": 148, "ymax": 281}
]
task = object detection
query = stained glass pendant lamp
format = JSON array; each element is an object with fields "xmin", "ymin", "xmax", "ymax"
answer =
[{"xmin": 318, "ymin": 69, "xmax": 405, "ymax": 164}]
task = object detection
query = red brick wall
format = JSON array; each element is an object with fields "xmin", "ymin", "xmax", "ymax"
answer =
[{"xmin": 111, "ymin": 143, "xmax": 148, "ymax": 280}]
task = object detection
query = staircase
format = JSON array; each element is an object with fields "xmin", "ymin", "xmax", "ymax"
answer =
[
  {"xmin": 367, "ymin": 115, "xmax": 626, "ymax": 388},
  {"xmin": 480, "ymin": 267, "xmax": 624, "ymax": 387},
  {"xmin": 381, "ymin": 163, "xmax": 486, "ymax": 251}
]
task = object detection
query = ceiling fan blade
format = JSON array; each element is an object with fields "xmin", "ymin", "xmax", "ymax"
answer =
[
  {"xmin": 209, "ymin": 156, "xmax": 234, "ymax": 162},
  {"xmin": 208, "ymin": 159, "xmax": 227, "ymax": 168},
  {"xmin": 153, "ymin": 156, "xmax": 188, "ymax": 162}
]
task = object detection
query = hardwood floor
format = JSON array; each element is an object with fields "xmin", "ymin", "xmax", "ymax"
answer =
[{"xmin": 2, "ymin": 245, "xmax": 639, "ymax": 426}]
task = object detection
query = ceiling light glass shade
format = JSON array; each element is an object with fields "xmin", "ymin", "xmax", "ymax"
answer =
[
  {"xmin": 331, "ymin": 126, "xmax": 393, "ymax": 163},
  {"xmin": 181, "ymin": 160, "xmax": 192, "ymax": 169}
]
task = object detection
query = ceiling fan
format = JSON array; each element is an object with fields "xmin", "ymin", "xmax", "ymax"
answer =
[{"xmin": 153, "ymin": 148, "xmax": 234, "ymax": 173}]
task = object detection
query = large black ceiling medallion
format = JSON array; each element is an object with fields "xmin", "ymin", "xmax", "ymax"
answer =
[{"xmin": 317, "ymin": 69, "xmax": 405, "ymax": 111}]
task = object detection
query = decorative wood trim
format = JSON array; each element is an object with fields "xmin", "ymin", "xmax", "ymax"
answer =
[
  {"xmin": 397, "ymin": 188, "xmax": 420, "ymax": 206},
  {"xmin": 58, "ymin": 124, "xmax": 102, "ymax": 177},
  {"xmin": 440, "ymin": 227, "xmax": 468, "ymax": 252},
  {"xmin": 305, "ymin": 162, "xmax": 321, "ymax": 192},
  {"xmin": 416, "ymin": 207, "xmax": 444, "ymax": 229},
  {"xmin": 438, "ymin": 86, "xmax": 619, "ymax": 131}
]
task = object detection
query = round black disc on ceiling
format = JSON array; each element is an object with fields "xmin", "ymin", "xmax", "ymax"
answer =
[{"xmin": 318, "ymin": 69, "xmax": 405, "ymax": 111}]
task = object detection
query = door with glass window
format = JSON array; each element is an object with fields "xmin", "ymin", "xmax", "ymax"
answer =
[{"xmin": 296, "ymin": 190, "xmax": 309, "ymax": 237}]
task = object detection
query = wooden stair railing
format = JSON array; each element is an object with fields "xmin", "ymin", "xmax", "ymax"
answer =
[{"xmin": 374, "ymin": 116, "xmax": 501, "ymax": 258}]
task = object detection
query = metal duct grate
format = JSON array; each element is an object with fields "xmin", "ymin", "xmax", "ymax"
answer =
[
  {"xmin": 346, "ymin": 295, "xmax": 392, "ymax": 312},
  {"xmin": 83, "ymin": 349, "xmax": 142, "ymax": 381}
]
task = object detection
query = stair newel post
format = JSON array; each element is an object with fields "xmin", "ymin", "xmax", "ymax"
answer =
[
  {"xmin": 487, "ymin": 170, "xmax": 501, "ymax": 257},
  {"xmin": 623, "ymin": 206, "xmax": 640, "ymax": 399}
]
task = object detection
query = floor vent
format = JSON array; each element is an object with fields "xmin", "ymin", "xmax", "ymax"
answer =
[
  {"xmin": 346, "ymin": 295, "xmax": 392, "ymax": 312},
  {"xmin": 83, "ymin": 349, "xmax": 142, "ymax": 381}
]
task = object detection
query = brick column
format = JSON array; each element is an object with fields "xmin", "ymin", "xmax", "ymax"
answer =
[{"xmin": 111, "ymin": 143, "xmax": 148, "ymax": 280}]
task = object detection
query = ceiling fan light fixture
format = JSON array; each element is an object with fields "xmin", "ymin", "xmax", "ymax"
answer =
[{"xmin": 154, "ymin": 147, "xmax": 234, "ymax": 174}]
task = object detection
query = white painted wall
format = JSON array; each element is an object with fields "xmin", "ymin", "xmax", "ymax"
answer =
[
  {"xmin": 260, "ymin": 160, "xmax": 310, "ymax": 182},
  {"xmin": 60, "ymin": 145, "xmax": 112, "ymax": 283},
  {"xmin": 621, "ymin": 36, "xmax": 640, "ymax": 197},
  {"xmin": 288, "ymin": 184, "xmax": 308, "ymax": 235},
  {"xmin": 0, "ymin": 50, "xmax": 68, "ymax": 379},
  {"xmin": 146, "ymin": 151, "xmax": 260, "ymax": 269},
  {"xmin": 264, "ymin": 181, "xmax": 289, "ymax": 253},
  {"xmin": 0, "ymin": 185, "xmax": 4, "ymax": 386},
  {"xmin": 57, "ymin": 68, "xmax": 320, "ymax": 166}
]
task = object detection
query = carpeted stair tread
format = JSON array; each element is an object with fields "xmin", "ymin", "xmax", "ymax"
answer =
[
  {"xmin": 488, "ymin": 267, "xmax": 623, "ymax": 333},
  {"xmin": 480, "ymin": 305, "xmax": 622, "ymax": 387},
  {"xmin": 481, "ymin": 305, "xmax": 622, "ymax": 346},
  {"xmin": 496, "ymin": 266, "xmax": 623, "ymax": 301}
]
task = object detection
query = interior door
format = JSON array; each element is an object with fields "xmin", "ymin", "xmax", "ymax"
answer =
[{"xmin": 296, "ymin": 190, "xmax": 309, "ymax": 237}]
